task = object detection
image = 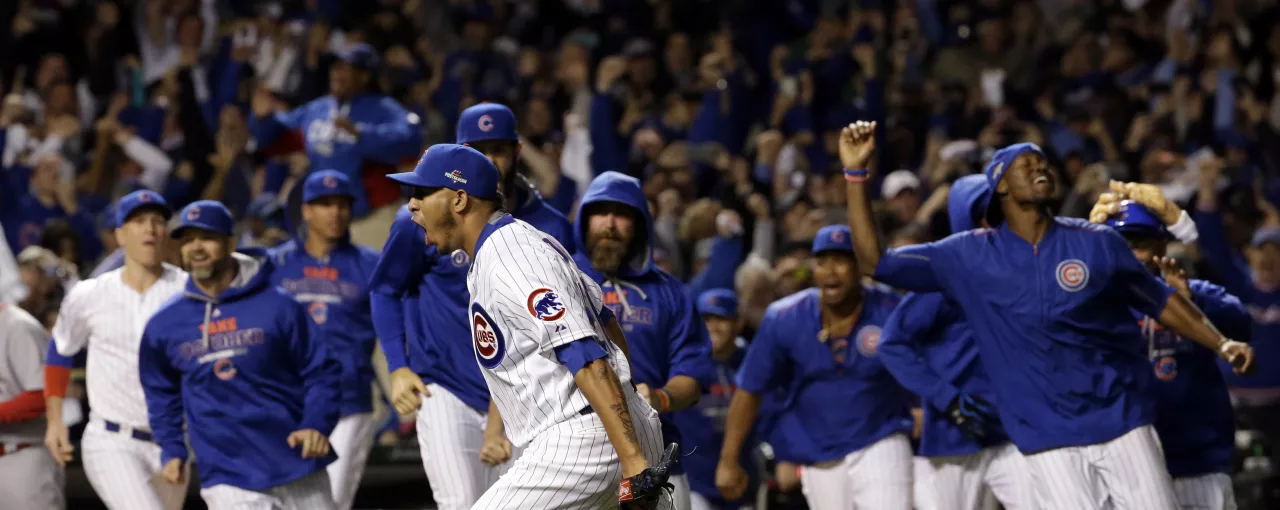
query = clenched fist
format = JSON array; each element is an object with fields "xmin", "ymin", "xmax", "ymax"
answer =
[{"xmin": 838, "ymin": 121, "xmax": 877, "ymax": 173}]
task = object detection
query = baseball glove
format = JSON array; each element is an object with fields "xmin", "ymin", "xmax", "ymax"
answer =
[{"xmin": 618, "ymin": 443, "xmax": 679, "ymax": 509}]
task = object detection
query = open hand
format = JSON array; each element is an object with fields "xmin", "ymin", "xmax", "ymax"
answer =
[
  {"xmin": 1111, "ymin": 180, "xmax": 1180, "ymax": 226},
  {"xmin": 1153, "ymin": 256, "xmax": 1191, "ymax": 299},
  {"xmin": 287, "ymin": 429, "xmax": 330, "ymax": 458}
]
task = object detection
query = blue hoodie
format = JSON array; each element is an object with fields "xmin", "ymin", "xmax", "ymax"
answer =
[
  {"xmin": 572, "ymin": 172, "xmax": 716, "ymax": 473},
  {"xmin": 368, "ymin": 180, "xmax": 575, "ymax": 413},
  {"xmin": 878, "ymin": 175, "xmax": 1010, "ymax": 457},
  {"xmin": 269, "ymin": 237, "xmax": 380, "ymax": 417},
  {"xmin": 139, "ymin": 249, "xmax": 341, "ymax": 490}
]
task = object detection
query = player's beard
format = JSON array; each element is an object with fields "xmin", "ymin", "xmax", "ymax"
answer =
[
  {"xmin": 587, "ymin": 230, "xmax": 629, "ymax": 275},
  {"xmin": 187, "ymin": 252, "xmax": 227, "ymax": 282},
  {"xmin": 434, "ymin": 210, "xmax": 459, "ymax": 252}
]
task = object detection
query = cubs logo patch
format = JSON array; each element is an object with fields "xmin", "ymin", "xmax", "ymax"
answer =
[
  {"xmin": 1155, "ymin": 356, "xmax": 1177, "ymax": 381},
  {"xmin": 829, "ymin": 228, "xmax": 846, "ymax": 243},
  {"xmin": 527, "ymin": 288, "xmax": 567, "ymax": 321},
  {"xmin": 1055, "ymin": 259, "xmax": 1089, "ymax": 292},
  {"xmin": 478, "ymin": 114, "xmax": 494, "ymax": 132},
  {"xmin": 323, "ymin": 175, "xmax": 338, "ymax": 188},
  {"xmin": 855, "ymin": 325, "xmax": 882, "ymax": 356},
  {"xmin": 308, "ymin": 301, "xmax": 329, "ymax": 325},
  {"xmin": 186, "ymin": 207, "xmax": 201, "ymax": 221},
  {"xmin": 213, "ymin": 358, "xmax": 237, "ymax": 381},
  {"xmin": 451, "ymin": 249, "xmax": 470, "ymax": 267},
  {"xmin": 471, "ymin": 302, "xmax": 506, "ymax": 369},
  {"xmin": 138, "ymin": 191, "xmax": 153, "ymax": 202}
]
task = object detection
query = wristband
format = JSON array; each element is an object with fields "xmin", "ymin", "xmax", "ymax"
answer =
[
  {"xmin": 654, "ymin": 388, "xmax": 671, "ymax": 413},
  {"xmin": 1167, "ymin": 210, "xmax": 1199, "ymax": 244},
  {"xmin": 843, "ymin": 168, "xmax": 870, "ymax": 182}
]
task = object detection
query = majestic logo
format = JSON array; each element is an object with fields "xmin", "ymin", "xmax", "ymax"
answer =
[
  {"xmin": 323, "ymin": 175, "xmax": 338, "ymax": 188},
  {"xmin": 527, "ymin": 288, "xmax": 567, "ymax": 322},
  {"xmin": 213, "ymin": 358, "xmax": 237, "ymax": 381},
  {"xmin": 309, "ymin": 301, "xmax": 329, "ymax": 325},
  {"xmin": 478, "ymin": 114, "xmax": 494, "ymax": 132},
  {"xmin": 186, "ymin": 207, "xmax": 201, "ymax": 221},
  {"xmin": 1055, "ymin": 259, "xmax": 1089, "ymax": 292},
  {"xmin": 138, "ymin": 191, "xmax": 153, "ymax": 202},
  {"xmin": 446, "ymin": 170, "xmax": 468, "ymax": 184},
  {"xmin": 855, "ymin": 325, "xmax": 882, "ymax": 356},
  {"xmin": 1155, "ymin": 356, "xmax": 1177, "ymax": 381},
  {"xmin": 471, "ymin": 302, "xmax": 506, "ymax": 369},
  {"xmin": 451, "ymin": 249, "xmax": 469, "ymax": 267}
]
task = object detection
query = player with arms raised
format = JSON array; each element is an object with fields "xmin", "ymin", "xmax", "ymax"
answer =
[
  {"xmin": 388, "ymin": 144, "xmax": 674, "ymax": 509},
  {"xmin": 841, "ymin": 121, "xmax": 1255, "ymax": 508}
]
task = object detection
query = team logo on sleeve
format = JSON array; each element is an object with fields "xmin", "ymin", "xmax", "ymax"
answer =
[
  {"xmin": 478, "ymin": 114, "xmax": 494, "ymax": 132},
  {"xmin": 308, "ymin": 301, "xmax": 329, "ymax": 325},
  {"xmin": 527, "ymin": 288, "xmax": 567, "ymax": 322},
  {"xmin": 471, "ymin": 302, "xmax": 507, "ymax": 369},
  {"xmin": 213, "ymin": 358, "xmax": 237, "ymax": 380},
  {"xmin": 855, "ymin": 325, "xmax": 882, "ymax": 356},
  {"xmin": 1055, "ymin": 259, "xmax": 1090, "ymax": 292},
  {"xmin": 1154, "ymin": 356, "xmax": 1177, "ymax": 381}
]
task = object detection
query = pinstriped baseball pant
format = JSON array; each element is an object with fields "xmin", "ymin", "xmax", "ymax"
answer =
[
  {"xmin": 1173, "ymin": 473, "xmax": 1236, "ymax": 510},
  {"xmin": 416, "ymin": 384, "xmax": 511, "ymax": 510},
  {"xmin": 80, "ymin": 419, "xmax": 188, "ymax": 510},
  {"xmin": 1023, "ymin": 424, "xmax": 1177, "ymax": 510},
  {"xmin": 920, "ymin": 442, "xmax": 1030, "ymax": 510},
  {"xmin": 200, "ymin": 469, "xmax": 334, "ymax": 510},
  {"xmin": 798, "ymin": 433, "xmax": 913, "ymax": 510}
]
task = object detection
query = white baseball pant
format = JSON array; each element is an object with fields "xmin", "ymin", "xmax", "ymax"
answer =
[
  {"xmin": 471, "ymin": 388, "xmax": 668, "ymax": 509},
  {"xmin": 1024, "ymin": 424, "xmax": 1177, "ymax": 510},
  {"xmin": 913, "ymin": 457, "xmax": 937, "ymax": 510},
  {"xmin": 200, "ymin": 469, "xmax": 335, "ymax": 510},
  {"xmin": 922, "ymin": 442, "xmax": 1026, "ymax": 510},
  {"xmin": 1173, "ymin": 473, "xmax": 1236, "ymax": 510},
  {"xmin": 417, "ymin": 384, "xmax": 511, "ymax": 509},
  {"xmin": 669, "ymin": 473, "xmax": 692, "ymax": 509},
  {"xmin": 327, "ymin": 412, "xmax": 376, "ymax": 510},
  {"xmin": 798, "ymin": 433, "xmax": 913, "ymax": 510},
  {"xmin": 80, "ymin": 419, "xmax": 188, "ymax": 510},
  {"xmin": 0, "ymin": 446, "xmax": 65, "ymax": 510}
]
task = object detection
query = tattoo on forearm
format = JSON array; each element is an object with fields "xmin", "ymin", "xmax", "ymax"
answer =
[{"xmin": 597, "ymin": 363, "xmax": 639, "ymax": 445}]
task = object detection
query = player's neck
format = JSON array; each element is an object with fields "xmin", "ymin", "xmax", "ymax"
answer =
[
  {"xmin": 1003, "ymin": 204, "xmax": 1052, "ymax": 246},
  {"xmin": 820, "ymin": 294, "xmax": 862, "ymax": 331},
  {"xmin": 303, "ymin": 230, "xmax": 338, "ymax": 259},
  {"xmin": 120, "ymin": 259, "xmax": 164, "ymax": 293},
  {"xmin": 711, "ymin": 342, "xmax": 738, "ymax": 361},
  {"xmin": 460, "ymin": 211, "xmax": 496, "ymax": 260}
]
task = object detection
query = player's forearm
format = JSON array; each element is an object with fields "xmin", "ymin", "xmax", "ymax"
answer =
[
  {"xmin": 484, "ymin": 400, "xmax": 505, "ymax": 438},
  {"xmin": 845, "ymin": 179, "xmax": 882, "ymax": 276},
  {"xmin": 574, "ymin": 359, "xmax": 645, "ymax": 463},
  {"xmin": 662, "ymin": 375, "xmax": 700, "ymax": 412},
  {"xmin": 44, "ymin": 395, "xmax": 64, "ymax": 425},
  {"xmin": 602, "ymin": 314, "xmax": 632, "ymax": 364},
  {"xmin": 718, "ymin": 390, "xmax": 761, "ymax": 465},
  {"xmin": 0, "ymin": 391, "xmax": 45, "ymax": 424},
  {"xmin": 1159, "ymin": 292, "xmax": 1229, "ymax": 351}
]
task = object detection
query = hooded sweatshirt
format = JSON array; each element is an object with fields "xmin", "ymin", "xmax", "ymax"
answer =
[
  {"xmin": 139, "ymin": 249, "xmax": 340, "ymax": 490},
  {"xmin": 571, "ymin": 172, "xmax": 716, "ymax": 472}
]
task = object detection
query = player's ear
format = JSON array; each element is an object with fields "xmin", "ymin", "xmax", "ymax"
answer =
[{"xmin": 452, "ymin": 190, "xmax": 470, "ymax": 213}]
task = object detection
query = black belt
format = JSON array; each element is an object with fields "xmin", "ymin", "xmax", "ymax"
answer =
[
  {"xmin": 104, "ymin": 420, "xmax": 154, "ymax": 442},
  {"xmin": 579, "ymin": 406, "xmax": 595, "ymax": 416}
]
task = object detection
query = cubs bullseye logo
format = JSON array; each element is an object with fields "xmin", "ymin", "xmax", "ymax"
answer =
[
  {"xmin": 855, "ymin": 325, "xmax": 882, "ymax": 356},
  {"xmin": 138, "ymin": 191, "xmax": 153, "ymax": 202},
  {"xmin": 1155, "ymin": 356, "xmax": 1177, "ymax": 381},
  {"xmin": 186, "ymin": 207, "xmax": 201, "ymax": 221},
  {"xmin": 527, "ymin": 288, "xmax": 566, "ymax": 321},
  {"xmin": 830, "ymin": 228, "xmax": 846, "ymax": 243},
  {"xmin": 213, "ymin": 358, "xmax": 237, "ymax": 381},
  {"xmin": 451, "ymin": 249, "xmax": 469, "ymax": 267},
  {"xmin": 478, "ymin": 114, "xmax": 494, "ymax": 132},
  {"xmin": 308, "ymin": 301, "xmax": 329, "ymax": 325},
  {"xmin": 471, "ymin": 302, "xmax": 506, "ymax": 369},
  {"xmin": 323, "ymin": 175, "xmax": 338, "ymax": 188},
  {"xmin": 1055, "ymin": 259, "xmax": 1089, "ymax": 292}
]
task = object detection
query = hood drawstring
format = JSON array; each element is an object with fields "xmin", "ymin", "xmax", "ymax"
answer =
[
  {"xmin": 604, "ymin": 278, "xmax": 648, "ymax": 319},
  {"xmin": 1143, "ymin": 316, "xmax": 1156, "ymax": 360},
  {"xmin": 201, "ymin": 301, "xmax": 213, "ymax": 350}
]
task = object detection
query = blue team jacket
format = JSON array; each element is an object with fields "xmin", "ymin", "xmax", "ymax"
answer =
[
  {"xmin": 1145, "ymin": 279, "xmax": 1251, "ymax": 478},
  {"xmin": 139, "ymin": 249, "xmax": 341, "ymax": 490},
  {"xmin": 736, "ymin": 286, "xmax": 914, "ymax": 465},
  {"xmin": 670, "ymin": 341, "xmax": 755, "ymax": 508},
  {"xmin": 369, "ymin": 181, "xmax": 575, "ymax": 412},
  {"xmin": 880, "ymin": 292, "xmax": 1008, "ymax": 457},
  {"xmin": 571, "ymin": 172, "xmax": 717, "ymax": 472},
  {"xmin": 875, "ymin": 217, "xmax": 1175, "ymax": 453},
  {"xmin": 249, "ymin": 93, "xmax": 422, "ymax": 217},
  {"xmin": 270, "ymin": 238, "xmax": 379, "ymax": 416}
]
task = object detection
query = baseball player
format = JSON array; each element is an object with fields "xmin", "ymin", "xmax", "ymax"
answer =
[
  {"xmin": 369, "ymin": 103, "xmax": 574, "ymax": 509},
  {"xmin": 675, "ymin": 289, "xmax": 756, "ymax": 510},
  {"xmin": 878, "ymin": 174, "xmax": 1029, "ymax": 510},
  {"xmin": 717, "ymin": 224, "xmax": 916, "ymax": 510},
  {"xmin": 138, "ymin": 200, "xmax": 342, "ymax": 510},
  {"xmin": 1092, "ymin": 193, "xmax": 1250, "ymax": 510},
  {"xmin": 839, "ymin": 121, "xmax": 1255, "ymax": 508},
  {"xmin": 1, "ymin": 302, "xmax": 63, "ymax": 510},
  {"xmin": 44, "ymin": 189, "xmax": 190, "ymax": 510},
  {"xmin": 388, "ymin": 144, "xmax": 672, "ymax": 509},
  {"xmin": 269, "ymin": 170, "xmax": 380, "ymax": 510},
  {"xmin": 572, "ymin": 170, "xmax": 717, "ymax": 509}
]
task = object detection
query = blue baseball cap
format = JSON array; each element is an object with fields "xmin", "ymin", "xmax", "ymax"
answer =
[
  {"xmin": 387, "ymin": 144, "xmax": 502, "ymax": 201},
  {"xmin": 812, "ymin": 225, "xmax": 854, "ymax": 255},
  {"xmin": 979, "ymin": 142, "xmax": 1047, "ymax": 224},
  {"xmin": 335, "ymin": 43, "xmax": 380, "ymax": 70},
  {"xmin": 171, "ymin": 200, "xmax": 235, "ymax": 238},
  {"xmin": 1105, "ymin": 200, "xmax": 1173, "ymax": 241},
  {"xmin": 457, "ymin": 103, "xmax": 518, "ymax": 144},
  {"xmin": 1252, "ymin": 228, "xmax": 1280, "ymax": 248},
  {"xmin": 302, "ymin": 169, "xmax": 355, "ymax": 203},
  {"xmin": 697, "ymin": 289, "xmax": 739, "ymax": 318},
  {"xmin": 115, "ymin": 189, "xmax": 172, "ymax": 228},
  {"xmin": 947, "ymin": 174, "xmax": 990, "ymax": 234}
]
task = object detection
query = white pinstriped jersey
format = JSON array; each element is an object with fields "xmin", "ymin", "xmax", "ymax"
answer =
[
  {"xmin": 466, "ymin": 217, "xmax": 633, "ymax": 448},
  {"xmin": 51, "ymin": 265, "xmax": 187, "ymax": 428}
]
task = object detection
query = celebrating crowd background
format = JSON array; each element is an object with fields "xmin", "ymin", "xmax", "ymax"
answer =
[{"xmin": 3, "ymin": 0, "xmax": 1280, "ymax": 506}]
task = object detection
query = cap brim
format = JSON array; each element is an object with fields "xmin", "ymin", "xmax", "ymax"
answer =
[
  {"xmin": 303, "ymin": 191, "xmax": 356, "ymax": 203},
  {"xmin": 387, "ymin": 171, "xmax": 434, "ymax": 188},
  {"xmin": 119, "ymin": 203, "xmax": 173, "ymax": 226},
  {"xmin": 699, "ymin": 307, "xmax": 737, "ymax": 319},
  {"xmin": 170, "ymin": 223, "xmax": 232, "ymax": 239}
]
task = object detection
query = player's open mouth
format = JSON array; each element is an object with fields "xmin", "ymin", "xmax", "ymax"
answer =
[{"xmin": 1033, "ymin": 175, "xmax": 1050, "ymax": 185}]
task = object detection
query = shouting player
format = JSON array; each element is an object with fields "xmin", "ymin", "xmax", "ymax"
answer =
[
  {"xmin": 1094, "ymin": 192, "xmax": 1250, "ymax": 510},
  {"xmin": 878, "ymin": 174, "xmax": 1029, "ymax": 510},
  {"xmin": 572, "ymin": 171, "xmax": 716, "ymax": 509},
  {"xmin": 841, "ymin": 122, "xmax": 1254, "ymax": 508},
  {"xmin": 270, "ymin": 170, "xmax": 381, "ymax": 510},
  {"xmin": 139, "ymin": 201, "xmax": 342, "ymax": 510},
  {"xmin": 717, "ymin": 225, "xmax": 916, "ymax": 510},
  {"xmin": 45, "ymin": 190, "xmax": 190, "ymax": 510},
  {"xmin": 389, "ymin": 144, "xmax": 671, "ymax": 508},
  {"xmin": 369, "ymin": 103, "xmax": 574, "ymax": 509}
]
